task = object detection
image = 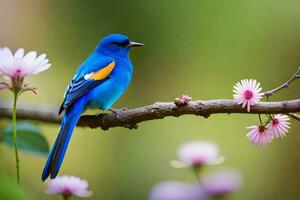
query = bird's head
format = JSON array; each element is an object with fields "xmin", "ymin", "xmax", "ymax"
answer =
[{"xmin": 96, "ymin": 34, "xmax": 143, "ymax": 57}]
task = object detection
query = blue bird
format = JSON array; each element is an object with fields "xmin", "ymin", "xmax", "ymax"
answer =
[{"xmin": 42, "ymin": 34, "xmax": 143, "ymax": 181}]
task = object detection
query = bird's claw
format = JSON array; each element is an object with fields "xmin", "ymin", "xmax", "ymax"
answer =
[
  {"xmin": 94, "ymin": 107, "xmax": 127, "ymax": 118},
  {"xmin": 108, "ymin": 107, "xmax": 128, "ymax": 114}
]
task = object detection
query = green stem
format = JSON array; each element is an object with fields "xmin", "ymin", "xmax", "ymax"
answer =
[
  {"xmin": 258, "ymin": 114, "xmax": 263, "ymax": 126},
  {"xmin": 192, "ymin": 167, "xmax": 202, "ymax": 184},
  {"xmin": 12, "ymin": 92, "xmax": 20, "ymax": 185}
]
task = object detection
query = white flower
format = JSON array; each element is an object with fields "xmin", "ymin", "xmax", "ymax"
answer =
[
  {"xmin": 233, "ymin": 79, "xmax": 263, "ymax": 112},
  {"xmin": 46, "ymin": 175, "xmax": 92, "ymax": 198},
  {"xmin": 0, "ymin": 47, "xmax": 51, "ymax": 78},
  {"xmin": 267, "ymin": 114, "xmax": 290, "ymax": 138},
  {"xmin": 178, "ymin": 141, "xmax": 221, "ymax": 167}
]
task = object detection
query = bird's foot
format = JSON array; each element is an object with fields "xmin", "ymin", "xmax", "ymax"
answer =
[
  {"xmin": 94, "ymin": 107, "xmax": 127, "ymax": 118},
  {"xmin": 108, "ymin": 107, "xmax": 128, "ymax": 114}
]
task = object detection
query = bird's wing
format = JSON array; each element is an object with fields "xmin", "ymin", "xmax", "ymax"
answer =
[{"xmin": 59, "ymin": 58, "xmax": 115, "ymax": 114}]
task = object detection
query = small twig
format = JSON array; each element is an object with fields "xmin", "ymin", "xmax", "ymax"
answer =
[
  {"xmin": 263, "ymin": 67, "xmax": 300, "ymax": 97},
  {"xmin": 287, "ymin": 113, "xmax": 300, "ymax": 121}
]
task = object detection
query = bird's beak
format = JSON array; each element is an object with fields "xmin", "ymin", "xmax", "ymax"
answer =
[{"xmin": 127, "ymin": 41, "xmax": 144, "ymax": 48}]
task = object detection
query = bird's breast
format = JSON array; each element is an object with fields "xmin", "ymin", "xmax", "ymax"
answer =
[{"xmin": 86, "ymin": 59, "xmax": 133, "ymax": 110}]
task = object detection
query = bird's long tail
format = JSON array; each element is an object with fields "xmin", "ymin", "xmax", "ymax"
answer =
[{"xmin": 42, "ymin": 102, "xmax": 85, "ymax": 181}]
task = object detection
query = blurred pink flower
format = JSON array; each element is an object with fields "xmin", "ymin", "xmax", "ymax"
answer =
[
  {"xmin": 149, "ymin": 181, "xmax": 206, "ymax": 200},
  {"xmin": 178, "ymin": 141, "xmax": 220, "ymax": 167},
  {"xmin": 0, "ymin": 47, "xmax": 51, "ymax": 79},
  {"xmin": 246, "ymin": 125, "xmax": 272, "ymax": 146},
  {"xmin": 233, "ymin": 79, "xmax": 263, "ymax": 112},
  {"xmin": 202, "ymin": 169, "xmax": 242, "ymax": 198},
  {"xmin": 267, "ymin": 114, "xmax": 290, "ymax": 138},
  {"xmin": 46, "ymin": 175, "xmax": 92, "ymax": 198}
]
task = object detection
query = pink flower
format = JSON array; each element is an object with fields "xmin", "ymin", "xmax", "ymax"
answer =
[
  {"xmin": 233, "ymin": 79, "xmax": 263, "ymax": 112},
  {"xmin": 0, "ymin": 47, "xmax": 51, "ymax": 79},
  {"xmin": 175, "ymin": 94, "xmax": 192, "ymax": 106},
  {"xmin": 178, "ymin": 141, "xmax": 220, "ymax": 167},
  {"xmin": 149, "ymin": 181, "xmax": 206, "ymax": 200},
  {"xmin": 246, "ymin": 125, "xmax": 272, "ymax": 146},
  {"xmin": 267, "ymin": 114, "xmax": 290, "ymax": 138},
  {"xmin": 46, "ymin": 175, "xmax": 92, "ymax": 198},
  {"xmin": 202, "ymin": 169, "xmax": 242, "ymax": 198}
]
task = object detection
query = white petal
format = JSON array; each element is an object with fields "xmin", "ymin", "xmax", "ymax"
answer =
[
  {"xmin": 40, "ymin": 58, "xmax": 49, "ymax": 65},
  {"xmin": 34, "ymin": 53, "xmax": 47, "ymax": 64},
  {"xmin": 14, "ymin": 48, "xmax": 24, "ymax": 58},
  {"xmin": 2, "ymin": 47, "xmax": 13, "ymax": 57},
  {"xmin": 23, "ymin": 51, "xmax": 37, "ymax": 63},
  {"xmin": 32, "ymin": 63, "xmax": 51, "ymax": 74}
]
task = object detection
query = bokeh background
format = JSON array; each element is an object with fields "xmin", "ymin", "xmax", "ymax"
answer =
[{"xmin": 0, "ymin": 0, "xmax": 299, "ymax": 199}]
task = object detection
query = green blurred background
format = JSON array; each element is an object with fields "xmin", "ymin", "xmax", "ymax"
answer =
[{"xmin": 0, "ymin": 0, "xmax": 299, "ymax": 199}]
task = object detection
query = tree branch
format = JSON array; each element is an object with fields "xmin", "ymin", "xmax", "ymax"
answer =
[
  {"xmin": 0, "ymin": 67, "xmax": 299, "ymax": 130},
  {"xmin": 0, "ymin": 99, "xmax": 299, "ymax": 130}
]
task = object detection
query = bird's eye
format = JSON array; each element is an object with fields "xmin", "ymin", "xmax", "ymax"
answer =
[{"xmin": 113, "ymin": 40, "xmax": 129, "ymax": 47}]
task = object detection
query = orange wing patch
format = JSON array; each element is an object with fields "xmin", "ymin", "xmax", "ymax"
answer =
[{"xmin": 84, "ymin": 61, "xmax": 115, "ymax": 81}]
